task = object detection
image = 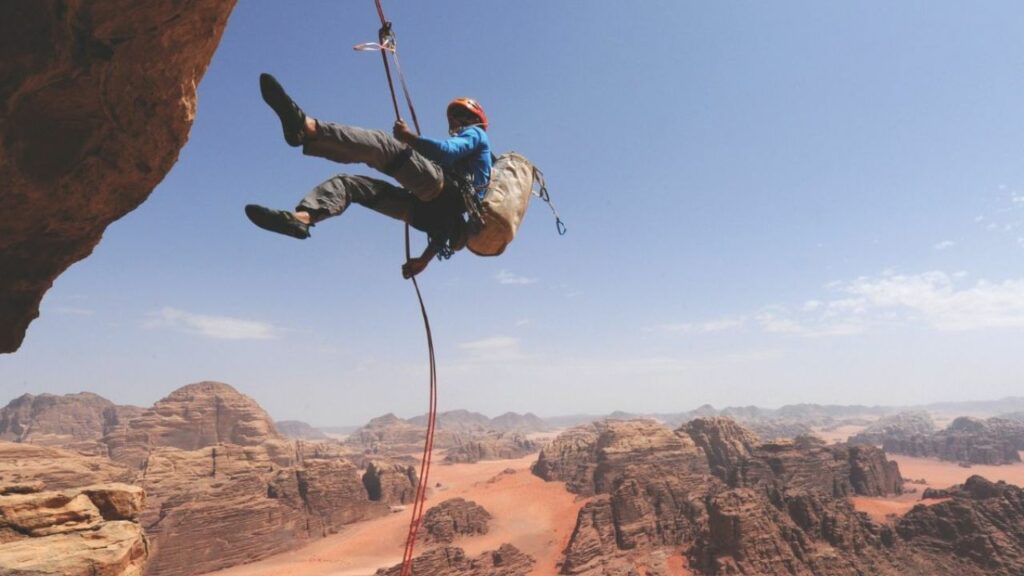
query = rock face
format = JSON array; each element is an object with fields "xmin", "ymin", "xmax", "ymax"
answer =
[
  {"xmin": 444, "ymin": 432, "xmax": 540, "ymax": 464},
  {"xmin": 345, "ymin": 413, "xmax": 461, "ymax": 454},
  {"xmin": 137, "ymin": 441, "xmax": 387, "ymax": 576},
  {"xmin": 532, "ymin": 418, "xmax": 1024, "ymax": 576},
  {"xmin": 96, "ymin": 382, "xmax": 389, "ymax": 576},
  {"xmin": 490, "ymin": 412, "xmax": 549, "ymax": 433},
  {"xmin": 734, "ymin": 435, "xmax": 903, "ymax": 498},
  {"xmin": 0, "ymin": 482, "xmax": 147, "ymax": 576},
  {"xmin": 420, "ymin": 498, "xmax": 491, "ymax": 543},
  {"xmin": 409, "ymin": 409, "xmax": 492, "ymax": 433},
  {"xmin": 276, "ymin": 419, "xmax": 328, "ymax": 439},
  {"xmin": 849, "ymin": 411, "xmax": 936, "ymax": 446},
  {"xmin": 896, "ymin": 476, "xmax": 1024, "ymax": 575},
  {"xmin": 683, "ymin": 417, "xmax": 758, "ymax": 485},
  {"xmin": 375, "ymin": 544, "xmax": 534, "ymax": 576},
  {"xmin": 875, "ymin": 416, "xmax": 1024, "ymax": 465},
  {"xmin": 0, "ymin": 441, "xmax": 133, "ymax": 490},
  {"xmin": 0, "ymin": 0, "xmax": 238, "ymax": 353},
  {"xmin": 363, "ymin": 461, "xmax": 418, "ymax": 505},
  {"xmin": 0, "ymin": 392, "xmax": 143, "ymax": 454},
  {"xmin": 104, "ymin": 381, "xmax": 281, "ymax": 468}
]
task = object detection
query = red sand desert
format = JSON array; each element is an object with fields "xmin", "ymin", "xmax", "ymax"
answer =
[{"xmin": 208, "ymin": 454, "xmax": 586, "ymax": 576}]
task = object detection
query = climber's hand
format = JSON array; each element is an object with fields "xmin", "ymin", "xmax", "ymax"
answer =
[
  {"xmin": 402, "ymin": 256, "xmax": 430, "ymax": 279},
  {"xmin": 393, "ymin": 120, "xmax": 415, "ymax": 144}
]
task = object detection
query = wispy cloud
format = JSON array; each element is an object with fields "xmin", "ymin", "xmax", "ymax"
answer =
[
  {"xmin": 496, "ymin": 270, "xmax": 537, "ymax": 285},
  {"xmin": 457, "ymin": 335, "xmax": 523, "ymax": 362},
  {"xmin": 660, "ymin": 271, "xmax": 1024, "ymax": 339},
  {"xmin": 656, "ymin": 317, "xmax": 744, "ymax": 334},
  {"xmin": 933, "ymin": 240, "xmax": 955, "ymax": 251},
  {"xmin": 835, "ymin": 271, "xmax": 1024, "ymax": 331},
  {"xmin": 146, "ymin": 307, "xmax": 279, "ymax": 340}
]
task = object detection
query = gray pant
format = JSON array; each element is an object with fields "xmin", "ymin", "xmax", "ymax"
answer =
[{"xmin": 297, "ymin": 121, "xmax": 443, "ymax": 224}]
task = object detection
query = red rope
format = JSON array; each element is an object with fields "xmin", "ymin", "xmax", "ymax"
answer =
[{"xmin": 370, "ymin": 2, "xmax": 436, "ymax": 575}]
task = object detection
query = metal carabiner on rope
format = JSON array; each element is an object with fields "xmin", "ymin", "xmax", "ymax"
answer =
[{"xmin": 532, "ymin": 167, "xmax": 567, "ymax": 236}]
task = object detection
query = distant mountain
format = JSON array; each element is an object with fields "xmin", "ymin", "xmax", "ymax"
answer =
[
  {"xmin": 540, "ymin": 398, "xmax": 1024, "ymax": 435},
  {"xmin": 0, "ymin": 392, "xmax": 144, "ymax": 454},
  {"xmin": 276, "ymin": 420, "xmax": 328, "ymax": 440},
  {"xmin": 490, "ymin": 412, "xmax": 548, "ymax": 433},
  {"xmin": 409, "ymin": 409, "xmax": 491, "ymax": 432},
  {"xmin": 920, "ymin": 397, "xmax": 1024, "ymax": 416},
  {"xmin": 407, "ymin": 409, "xmax": 548, "ymax": 434}
]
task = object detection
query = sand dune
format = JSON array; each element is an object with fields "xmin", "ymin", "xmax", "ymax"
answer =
[{"xmin": 208, "ymin": 454, "xmax": 584, "ymax": 576}]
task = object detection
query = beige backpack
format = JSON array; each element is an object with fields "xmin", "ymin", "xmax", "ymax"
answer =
[{"xmin": 466, "ymin": 152, "xmax": 563, "ymax": 257}]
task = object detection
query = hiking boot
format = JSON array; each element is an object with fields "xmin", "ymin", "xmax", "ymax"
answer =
[
  {"xmin": 245, "ymin": 204, "xmax": 310, "ymax": 239},
  {"xmin": 259, "ymin": 73, "xmax": 307, "ymax": 147}
]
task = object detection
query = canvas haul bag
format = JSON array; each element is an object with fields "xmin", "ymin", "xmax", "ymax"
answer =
[{"xmin": 466, "ymin": 152, "xmax": 540, "ymax": 257}]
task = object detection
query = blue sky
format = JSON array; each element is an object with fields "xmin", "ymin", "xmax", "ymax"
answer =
[{"xmin": 3, "ymin": 1, "xmax": 1024, "ymax": 426}]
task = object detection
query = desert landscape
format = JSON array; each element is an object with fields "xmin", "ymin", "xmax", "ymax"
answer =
[
  {"xmin": 5, "ymin": 2, "xmax": 1024, "ymax": 576},
  {"xmin": 4, "ymin": 383, "xmax": 1024, "ymax": 575}
]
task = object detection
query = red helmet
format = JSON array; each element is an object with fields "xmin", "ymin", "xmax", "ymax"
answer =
[{"xmin": 447, "ymin": 97, "xmax": 488, "ymax": 130}]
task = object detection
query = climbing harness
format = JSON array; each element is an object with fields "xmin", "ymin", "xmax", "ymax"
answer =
[{"xmin": 355, "ymin": 3, "xmax": 436, "ymax": 575}]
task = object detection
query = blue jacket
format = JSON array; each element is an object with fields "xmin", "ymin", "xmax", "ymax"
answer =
[{"xmin": 412, "ymin": 126, "xmax": 492, "ymax": 197}]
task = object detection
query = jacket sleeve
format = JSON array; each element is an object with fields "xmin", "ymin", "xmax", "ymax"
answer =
[{"xmin": 413, "ymin": 128, "xmax": 482, "ymax": 164}]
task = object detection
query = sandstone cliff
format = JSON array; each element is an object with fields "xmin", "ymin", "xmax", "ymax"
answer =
[
  {"xmin": 896, "ymin": 475, "xmax": 1024, "ymax": 575},
  {"xmin": 876, "ymin": 416, "xmax": 1024, "ymax": 465},
  {"xmin": 0, "ymin": 0, "xmax": 238, "ymax": 353},
  {"xmin": 375, "ymin": 544, "xmax": 534, "ymax": 576},
  {"xmin": 345, "ymin": 413, "xmax": 460, "ymax": 454},
  {"xmin": 139, "ymin": 443, "xmax": 386, "ymax": 576},
  {"xmin": 363, "ymin": 460, "xmax": 418, "ymax": 505},
  {"xmin": 103, "ymin": 381, "xmax": 282, "ymax": 468},
  {"xmin": 848, "ymin": 411, "xmax": 936, "ymax": 446},
  {"xmin": 420, "ymin": 498, "xmax": 492, "ymax": 543},
  {"xmin": 0, "ymin": 482, "xmax": 147, "ymax": 576},
  {"xmin": 96, "ymin": 382, "xmax": 390, "ymax": 576},
  {"xmin": 532, "ymin": 418, "xmax": 1024, "ymax": 575},
  {"xmin": 0, "ymin": 392, "xmax": 144, "ymax": 454},
  {"xmin": 0, "ymin": 440, "xmax": 133, "ymax": 490},
  {"xmin": 444, "ymin": 432, "xmax": 540, "ymax": 464}
]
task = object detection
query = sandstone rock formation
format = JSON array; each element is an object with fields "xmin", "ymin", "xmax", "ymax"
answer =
[
  {"xmin": 530, "ymin": 423, "xmax": 601, "ymax": 495},
  {"xmin": 444, "ymin": 432, "xmax": 540, "ymax": 464},
  {"xmin": 874, "ymin": 416, "xmax": 1024, "ymax": 465},
  {"xmin": 420, "ymin": 498, "xmax": 491, "ymax": 543},
  {"xmin": 409, "ymin": 409, "xmax": 492, "ymax": 433},
  {"xmin": 103, "ymin": 381, "xmax": 282, "ymax": 468},
  {"xmin": 94, "ymin": 382, "xmax": 389, "ymax": 576},
  {"xmin": 345, "ymin": 413, "xmax": 460, "ymax": 454},
  {"xmin": 0, "ymin": 482, "xmax": 147, "ymax": 576},
  {"xmin": 0, "ymin": 392, "xmax": 144, "ymax": 454},
  {"xmin": 489, "ymin": 412, "xmax": 549, "ymax": 433},
  {"xmin": 849, "ymin": 411, "xmax": 937, "ymax": 445},
  {"xmin": 276, "ymin": 419, "xmax": 328, "ymax": 439},
  {"xmin": 897, "ymin": 475, "xmax": 1024, "ymax": 575},
  {"xmin": 375, "ymin": 544, "xmax": 534, "ymax": 576},
  {"xmin": 363, "ymin": 460, "xmax": 418, "ymax": 505},
  {"xmin": 532, "ymin": 418, "xmax": 1024, "ymax": 575},
  {"xmin": 0, "ymin": 0, "xmax": 238, "ymax": 353},
  {"xmin": 0, "ymin": 441, "xmax": 133, "ymax": 490}
]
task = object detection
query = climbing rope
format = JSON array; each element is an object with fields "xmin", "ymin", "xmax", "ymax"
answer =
[{"xmin": 355, "ymin": 3, "xmax": 436, "ymax": 574}]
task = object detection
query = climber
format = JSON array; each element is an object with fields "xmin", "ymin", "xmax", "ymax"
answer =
[{"xmin": 244, "ymin": 73, "xmax": 491, "ymax": 278}]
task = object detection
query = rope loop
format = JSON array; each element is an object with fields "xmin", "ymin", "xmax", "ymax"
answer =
[{"xmin": 531, "ymin": 166, "xmax": 567, "ymax": 236}]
